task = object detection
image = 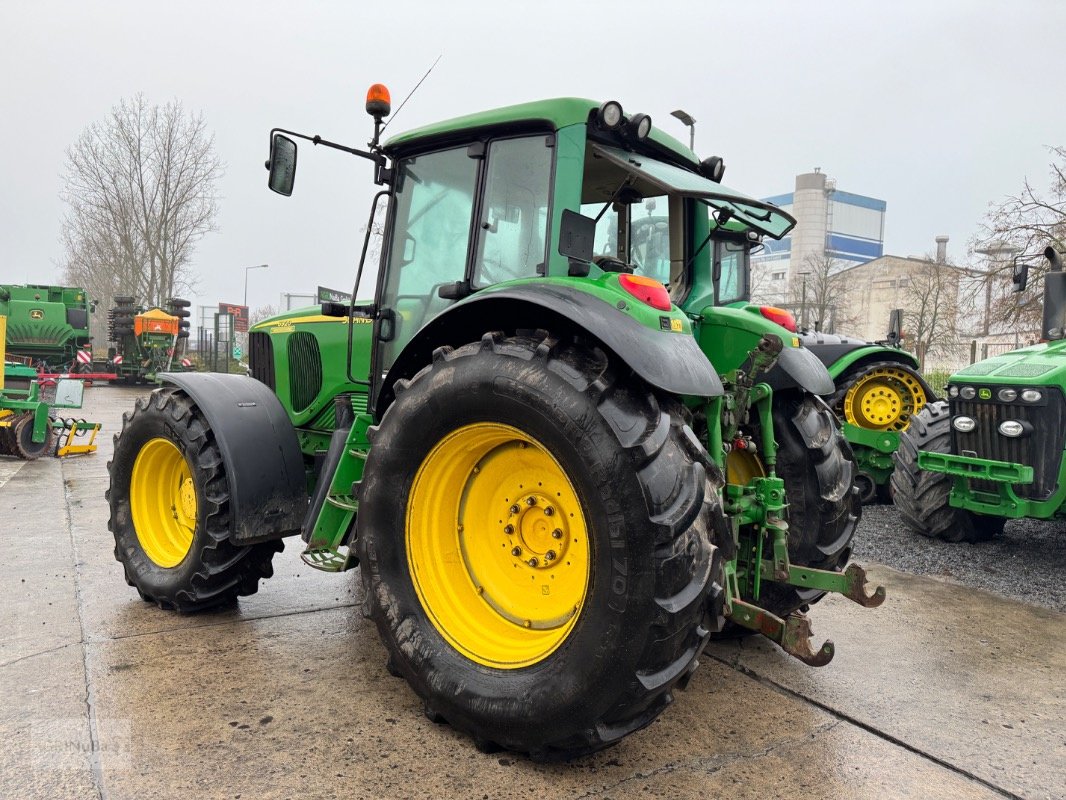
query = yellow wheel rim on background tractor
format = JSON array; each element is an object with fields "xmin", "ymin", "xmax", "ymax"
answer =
[
  {"xmin": 406, "ymin": 423, "xmax": 590, "ymax": 669},
  {"xmin": 130, "ymin": 437, "xmax": 197, "ymax": 567},
  {"xmin": 843, "ymin": 366, "xmax": 928, "ymax": 432}
]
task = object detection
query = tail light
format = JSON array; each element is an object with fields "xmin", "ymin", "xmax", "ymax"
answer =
[
  {"xmin": 759, "ymin": 306, "xmax": 797, "ymax": 333},
  {"xmin": 618, "ymin": 274, "xmax": 671, "ymax": 311}
]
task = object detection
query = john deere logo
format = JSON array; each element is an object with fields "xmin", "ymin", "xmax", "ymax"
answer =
[
  {"xmin": 979, "ymin": 388, "xmax": 992, "ymax": 400},
  {"xmin": 29, "ymin": 309, "xmax": 44, "ymax": 320}
]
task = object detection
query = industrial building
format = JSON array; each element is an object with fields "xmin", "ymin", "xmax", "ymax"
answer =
[{"xmin": 752, "ymin": 169, "xmax": 886, "ymax": 304}]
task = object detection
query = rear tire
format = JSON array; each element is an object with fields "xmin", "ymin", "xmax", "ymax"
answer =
[
  {"xmin": 891, "ymin": 401, "xmax": 1005, "ymax": 543},
  {"xmin": 358, "ymin": 332, "xmax": 725, "ymax": 759},
  {"xmin": 758, "ymin": 393, "xmax": 860, "ymax": 617},
  {"xmin": 106, "ymin": 388, "xmax": 283, "ymax": 611}
]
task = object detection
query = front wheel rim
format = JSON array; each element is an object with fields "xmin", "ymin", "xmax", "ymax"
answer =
[
  {"xmin": 406, "ymin": 423, "xmax": 590, "ymax": 669},
  {"xmin": 130, "ymin": 437, "xmax": 197, "ymax": 568}
]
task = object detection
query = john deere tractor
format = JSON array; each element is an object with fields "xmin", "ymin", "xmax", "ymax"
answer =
[
  {"xmin": 893, "ymin": 246, "xmax": 1066, "ymax": 542},
  {"xmin": 107, "ymin": 90, "xmax": 882, "ymax": 759}
]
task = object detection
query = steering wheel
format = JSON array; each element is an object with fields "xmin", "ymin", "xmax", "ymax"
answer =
[{"xmin": 593, "ymin": 255, "xmax": 634, "ymax": 274}]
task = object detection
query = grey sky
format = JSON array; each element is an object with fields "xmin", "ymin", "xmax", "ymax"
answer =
[{"xmin": 3, "ymin": 0, "xmax": 1065, "ymax": 313}]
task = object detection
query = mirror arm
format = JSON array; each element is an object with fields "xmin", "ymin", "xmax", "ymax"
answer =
[{"xmin": 270, "ymin": 128, "xmax": 387, "ymax": 172}]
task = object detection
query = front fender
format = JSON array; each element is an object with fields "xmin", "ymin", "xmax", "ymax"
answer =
[
  {"xmin": 161, "ymin": 372, "xmax": 307, "ymax": 544},
  {"xmin": 377, "ymin": 284, "xmax": 723, "ymax": 417}
]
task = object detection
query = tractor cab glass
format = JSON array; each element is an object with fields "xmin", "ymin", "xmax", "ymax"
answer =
[
  {"xmin": 378, "ymin": 134, "xmax": 552, "ymax": 371},
  {"xmin": 714, "ymin": 239, "xmax": 751, "ymax": 305}
]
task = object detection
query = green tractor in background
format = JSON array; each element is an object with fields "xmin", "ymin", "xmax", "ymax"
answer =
[
  {"xmin": 0, "ymin": 283, "xmax": 97, "ymax": 371},
  {"xmin": 893, "ymin": 245, "xmax": 1066, "ymax": 542},
  {"xmin": 107, "ymin": 90, "xmax": 883, "ymax": 759}
]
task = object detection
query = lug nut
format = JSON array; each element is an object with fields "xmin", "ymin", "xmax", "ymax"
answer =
[
  {"xmin": 509, "ymin": 504, "xmax": 520, "ymax": 515},
  {"xmin": 504, "ymin": 524, "xmax": 515, "ymax": 534},
  {"xmin": 545, "ymin": 550, "xmax": 556, "ymax": 562},
  {"xmin": 511, "ymin": 546, "xmax": 522, "ymax": 557},
  {"xmin": 543, "ymin": 506, "xmax": 554, "ymax": 516},
  {"xmin": 525, "ymin": 496, "xmax": 537, "ymax": 506},
  {"xmin": 551, "ymin": 528, "xmax": 563, "ymax": 540},
  {"xmin": 527, "ymin": 557, "xmax": 539, "ymax": 567}
]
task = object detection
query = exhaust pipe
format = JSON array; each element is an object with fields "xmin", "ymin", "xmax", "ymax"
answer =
[{"xmin": 1045, "ymin": 245, "xmax": 1063, "ymax": 271}]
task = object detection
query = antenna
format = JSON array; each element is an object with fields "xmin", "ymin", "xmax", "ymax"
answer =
[{"xmin": 379, "ymin": 54, "xmax": 442, "ymax": 136}]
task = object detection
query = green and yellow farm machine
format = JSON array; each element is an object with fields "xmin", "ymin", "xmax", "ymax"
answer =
[
  {"xmin": 1, "ymin": 315, "xmax": 100, "ymax": 459},
  {"xmin": 893, "ymin": 246, "xmax": 1066, "ymax": 542},
  {"xmin": 0, "ymin": 283, "xmax": 96, "ymax": 371},
  {"xmin": 107, "ymin": 90, "xmax": 885, "ymax": 758}
]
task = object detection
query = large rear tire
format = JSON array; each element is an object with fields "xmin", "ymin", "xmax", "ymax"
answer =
[
  {"xmin": 357, "ymin": 332, "xmax": 725, "ymax": 759},
  {"xmin": 891, "ymin": 401, "xmax": 1005, "ymax": 543},
  {"xmin": 753, "ymin": 393, "xmax": 860, "ymax": 617},
  {"xmin": 106, "ymin": 388, "xmax": 283, "ymax": 611}
]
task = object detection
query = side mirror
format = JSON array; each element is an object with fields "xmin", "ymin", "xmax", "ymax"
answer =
[
  {"xmin": 1011, "ymin": 257, "xmax": 1029, "ymax": 293},
  {"xmin": 266, "ymin": 134, "xmax": 298, "ymax": 196},
  {"xmin": 886, "ymin": 308, "xmax": 903, "ymax": 346},
  {"xmin": 53, "ymin": 379, "xmax": 85, "ymax": 409}
]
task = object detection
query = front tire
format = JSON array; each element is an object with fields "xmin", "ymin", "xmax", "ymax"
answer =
[
  {"xmin": 106, "ymin": 388, "xmax": 283, "ymax": 611},
  {"xmin": 891, "ymin": 401, "xmax": 1005, "ymax": 542},
  {"xmin": 358, "ymin": 332, "xmax": 725, "ymax": 759}
]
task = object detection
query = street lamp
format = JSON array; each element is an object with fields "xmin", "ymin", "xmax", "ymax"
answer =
[
  {"xmin": 799, "ymin": 271, "xmax": 811, "ymax": 330},
  {"xmin": 244, "ymin": 264, "xmax": 268, "ymax": 308},
  {"xmin": 670, "ymin": 109, "xmax": 696, "ymax": 151}
]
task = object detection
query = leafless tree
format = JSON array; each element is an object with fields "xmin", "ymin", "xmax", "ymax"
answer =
[
  {"xmin": 900, "ymin": 261, "xmax": 961, "ymax": 367},
  {"xmin": 973, "ymin": 146, "xmax": 1066, "ymax": 334},
  {"xmin": 789, "ymin": 252, "xmax": 859, "ymax": 333},
  {"xmin": 59, "ymin": 95, "xmax": 223, "ymax": 318},
  {"xmin": 250, "ymin": 304, "xmax": 279, "ymax": 326}
]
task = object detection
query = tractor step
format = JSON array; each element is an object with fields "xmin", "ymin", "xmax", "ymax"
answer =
[{"xmin": 300, "ymin": 545, "xmax": 356, "ymax": 573}]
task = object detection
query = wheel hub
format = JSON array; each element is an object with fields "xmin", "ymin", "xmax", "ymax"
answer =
[
  {"xmin": 844, "ymin": 365, "xmax": 928, "ymax": 432},
  {"xmin": 407, "ymin": 423, "xmax": 590, "ymax": 669}
]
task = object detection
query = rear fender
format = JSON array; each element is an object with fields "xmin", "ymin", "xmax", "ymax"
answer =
[
  {"xmin": 161, "ymin": 372, "xmax": 307, "ymax": 544},
  {"xmin": 377, "ymin": 285, "xmax": 724, "ymax": 416}
]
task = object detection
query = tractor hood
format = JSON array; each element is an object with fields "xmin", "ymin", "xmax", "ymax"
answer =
[
  {"xmin": 592, "ymin": 145, "xmax": 796, "ymax": 240},
  {"xmin": 951, "ymin": 339, "xmax": 1066, "ymax": 386}
]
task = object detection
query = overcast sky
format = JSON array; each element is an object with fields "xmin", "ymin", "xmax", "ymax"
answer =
[{"xmin": 3, "ymin": 0, "xmax": 1065, "ymax": 313}]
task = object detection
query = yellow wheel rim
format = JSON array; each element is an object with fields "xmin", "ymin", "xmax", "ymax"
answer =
[
  {"xmin": 726, "ymin": 447, "xmax": 766, "ymax": 486},
  {"xmin": 130, "ymin": 437, "xmax": 197, "ymax": 568},
  {"xmin": 843, "ymin": 366, "xmax": 928, "ymax": 432},
  {"xmin": 406, "ymin": 423, "xmax": 590, "ymax": 669}
]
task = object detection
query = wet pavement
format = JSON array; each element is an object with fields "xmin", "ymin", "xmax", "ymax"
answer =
[{"xmin": 1, "ymin": 385, "xmax": 1063, "ymax": 799}]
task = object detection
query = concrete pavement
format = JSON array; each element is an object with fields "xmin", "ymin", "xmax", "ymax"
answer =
[{"xmin": 1, "ymin": 385, "xmax": 1062, "ymax": 799}]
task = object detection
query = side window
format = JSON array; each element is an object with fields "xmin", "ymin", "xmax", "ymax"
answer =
[
  {"xmin": 381, "ymin": 147, "xmax": 478, "ymax": 366},
  {"xmin": 715, "ymin": 240, "xmax": 748, "ymax": 304},
  {"xmin": 473, "ymin": 137, "xmax": 552, "ymax": 287},
  {"xmin": 630, "ymin": 198, "xmax": 671, "ymax": 285}
]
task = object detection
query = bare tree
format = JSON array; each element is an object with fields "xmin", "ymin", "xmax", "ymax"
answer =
[
  {"xmin": 250, "ymin": 304, "xmax": 279, "ymax": 326},
  {"xmin": 60, "ymin": 95, "xmax": 223, "ymax": 316},
  {"xmin": 789, "ymin": 252, "xmax": 859, "ymax": 333},
  {"xmin": 900, "ymin": 261, "xmax": 960, "ymax": 367},
  {"xmin": 973, "ymin": 146, "xmax": 1066, "ymax": 334}
]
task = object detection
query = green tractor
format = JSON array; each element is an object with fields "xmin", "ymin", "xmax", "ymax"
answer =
[
  {"xmin": 0, "ymin": 283, "xmax": 97, "ymax": 371},
  {"xmin": 107, "ymin": 91, "xmax": 883, "ymax": 758},
  {"xmin": 893, "ymin": 245, "xmax": 1066, "ymax": 542}
]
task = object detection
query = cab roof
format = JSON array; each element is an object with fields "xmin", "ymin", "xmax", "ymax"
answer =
[{"xmin": 384, "ymin": 97, "xmax": 696, "ymax": 164}]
